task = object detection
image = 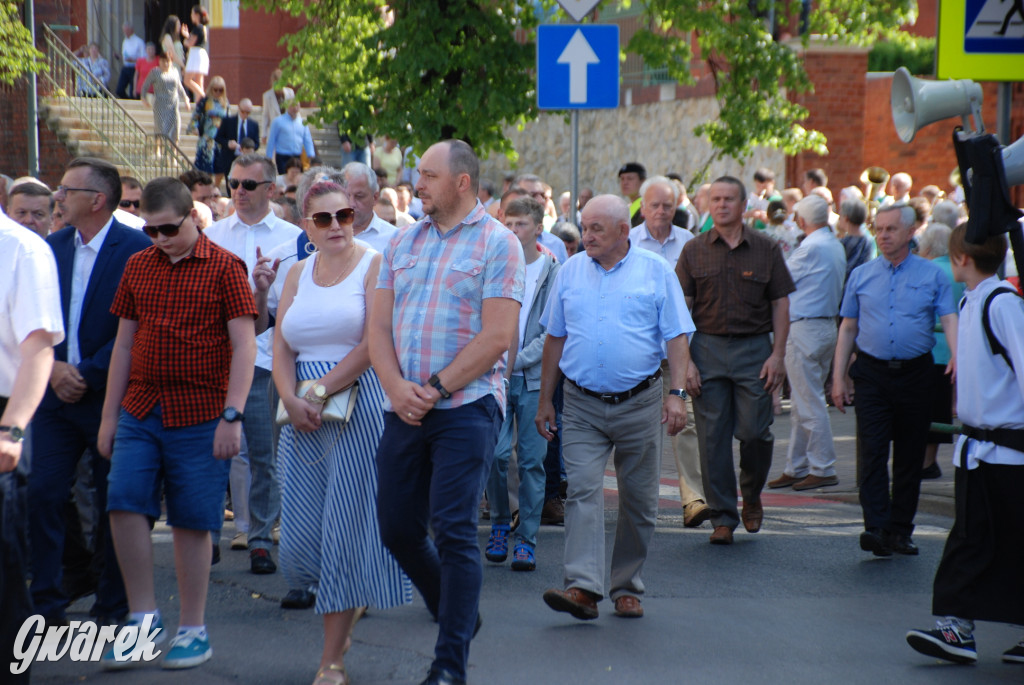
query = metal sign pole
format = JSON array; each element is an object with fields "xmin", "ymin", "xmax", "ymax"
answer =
[
  {"xmin": 570, "ymin": 110, "xmax": 579, "ymax": 225},
  {"xmin": 27, "ymin": 0, "xmax": 39, "ymax": 177}
]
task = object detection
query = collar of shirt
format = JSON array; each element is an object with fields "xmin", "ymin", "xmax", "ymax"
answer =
[
  {"xmin": 709, "ymin": 226, "xmax": 753, "ymax": 248},
  {"xmin": 229, "ymin": 208, "xmax": 278, "ymax": 232},
  {"xmin": 74, "ymin": 216, "xmax": 114, "ymax": 252},
  {"xmin": 637, "ymin": 222, "xmax": 686, "ymax": 245},
  {"xmin": 155, "ymin": 231, "xmax": 214, "ymax": 264},
  {"xmin": 366, "ymin": 212, "xmax": 396, "ymax": 235},
  {"xmin": 423, "ymin": 200, "xmax": 489, "ymax": 238},
  {"xmin": 588, "ymin": 239, "xmax": 635, "ymax": 273}
]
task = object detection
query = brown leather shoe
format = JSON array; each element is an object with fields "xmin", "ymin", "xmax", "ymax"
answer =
[
  {"xmin": 613, "ymin": 595, "xmax": 643, "ymax": 618},
  {"xmin": 709, "ymin": 526, "xmax": 734, "ymax": 545},
  {"xmin": 792, "ymin": 474, "xmax": 839, "ymax": 491},
  {"xmin": 741, "ymin": 499, "xmax": 763, "ymax": 533},
  {"xmin": 683, "ymin": 500, "xmax": 712, "ymax": 528},
  {"xmin": 767, "ymin": 473, "xmax": 802, "ymax": 489},
  {"xmin": 543, "ymin": 587, "xmax": 599, "ymax": 620},
  {"xmin": 540, "ymin": 497, "xmax": 565, "ymax": 525}
]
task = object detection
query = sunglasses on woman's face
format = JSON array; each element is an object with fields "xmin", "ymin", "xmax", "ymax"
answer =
[
  {"xmin": 228, "ymin": 179, "xmax": 271, "ymax": 192},
  {"xmin": 142, "ymin": 214, "xmax": 188, "ymax": 238},
  {"xmin": 306, "ymin": 208, "xmax": 355, "ymax": 229}
]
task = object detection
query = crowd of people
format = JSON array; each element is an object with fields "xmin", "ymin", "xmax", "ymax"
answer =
[{"xmin": 1, "ymin": 131, "xmax": 1023, "ymax": 685}]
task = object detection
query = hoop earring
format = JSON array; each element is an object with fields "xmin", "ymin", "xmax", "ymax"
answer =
[{"xmin": 304, "ymin": 240, "xmax": 317, "ymax": 255}]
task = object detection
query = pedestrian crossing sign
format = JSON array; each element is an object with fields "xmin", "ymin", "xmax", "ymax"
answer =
[{"xmin": 938, "ymin": 0, "xmax": 1024, "ymax": 79}]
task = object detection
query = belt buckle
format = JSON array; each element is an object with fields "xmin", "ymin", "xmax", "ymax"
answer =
[
  {"xmin": 599, "ymin": 393, "xmax": 618, "ymax": 404},
  {"xmin": 887, "ymin": 360, "xmax": 902, "ymax": 370}
]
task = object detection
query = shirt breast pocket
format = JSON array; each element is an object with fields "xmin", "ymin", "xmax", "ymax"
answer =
[
  {"xmin": 738, "ymin": 270, "xmax": 769, "ymax": 305},
  {"xmin": 445, "ymin": 259, "xmax": 484, "ymax": 299},
  {"xmin": 392, "ymin": 254, "xmax": 419, "ymax": 291},
  {"xmin": 620, "ymin": 290, "xmax": 657, "ymax": 329}
]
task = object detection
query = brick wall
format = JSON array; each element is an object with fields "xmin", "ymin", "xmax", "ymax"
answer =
[
  {"xmin": 785, "ymin": 43, "xmax": 869, "ymax": 195},
  {"xmin": 209, "ymin": 8, "xmax": 304, "ymax": 105}
]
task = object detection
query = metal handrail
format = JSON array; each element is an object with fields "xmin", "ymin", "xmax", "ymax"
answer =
[{"xmin": 38, "ymin": 25, "xmax": 193, "ymax": 183}]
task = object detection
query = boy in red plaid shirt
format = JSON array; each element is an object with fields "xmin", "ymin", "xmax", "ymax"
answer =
[{"xmin": 97, "ymin": 177, "xmax": 257, "ymax": 670}]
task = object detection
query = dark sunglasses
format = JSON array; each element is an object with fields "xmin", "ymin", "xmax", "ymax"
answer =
[
  {"xmin": 228, "ymin": 179, "xmax": 272, "ymax": 192},
  {"xmin": 119, "ymin": 199, "xmax": 140, "ymax": 208},
  {"xmin": 142, "ymin": 214, "xmax": 188, "ymax": 238},
  {"xmin": 306, "ymin": 208, "xmax": 355, "ymax": 229}
]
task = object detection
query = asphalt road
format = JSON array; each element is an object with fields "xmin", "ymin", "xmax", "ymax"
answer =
[{"xmin": 28, "ymin": 403, "xmax": 1021, "ymax": 684}]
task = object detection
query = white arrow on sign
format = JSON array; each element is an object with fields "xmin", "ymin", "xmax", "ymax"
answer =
[
  {"xmin": 557, "ymin": 29, "xmax": 600, "ymax": 104},
  {"xmin": 557, "ymin": 0, "xmax": 602, "ymax": 22}
]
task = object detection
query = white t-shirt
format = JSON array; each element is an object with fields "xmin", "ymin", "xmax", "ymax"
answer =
[
  {"xmin": 0, "ymin": 213, "xmax": 65, "ymax": 395},
  {"xmin": 514, "ymin": 256, "xmax": 545, "ymax": 376}
]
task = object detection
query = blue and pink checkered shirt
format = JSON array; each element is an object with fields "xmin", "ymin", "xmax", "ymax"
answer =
[{"xmin": 377, "ymin": 201, "xmax": 525, "ymax": 414}]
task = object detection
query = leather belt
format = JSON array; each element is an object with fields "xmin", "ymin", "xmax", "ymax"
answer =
[
  {"xmin": 566, "ymin": 369, "xmax": 662, "ymax": 405},
  {"xmin": 961, "ymin": 424, "xmax": 1024, "ymax": 453},
  {"xmin": 792, "ymin": 316, "xmax": 834, "ymax": 322},
  {"xmin": 857, "ymin": 351, "xmax": 931, "ymax": 370}
]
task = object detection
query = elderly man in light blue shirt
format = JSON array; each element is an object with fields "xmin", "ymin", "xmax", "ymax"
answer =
[
  {"xmin": 833, "ymin": 202, "xmax": 957, "ymax": 557},
  {"xmin": 536, "ymin": 194, "xmax": 694, "ymax": 622},
  {"xmin": 768, "ymin": 195, "xmax": 846, "ymax": 493},
  {"xmin": 265, "ymin": 102, "xmax": 316, "ymax": 175}
]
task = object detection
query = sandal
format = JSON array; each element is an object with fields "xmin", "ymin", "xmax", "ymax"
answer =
[{"xmin": 313, "ymin": 663, "xmax": 348, "ymax": 685}]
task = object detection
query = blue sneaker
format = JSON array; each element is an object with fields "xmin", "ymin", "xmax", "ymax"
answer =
[
  {"xmin": 162, "ymin": 629, "xmax": 212, "ymax": 669},
  {"xmin": 100, "ymin": 615, "xmax": 165, "ymax": 670},
  {"xmin": 906, "ymin": 620, "xmax": 977, "ymax": 664},
  {"xmin": 485, "ymin": 524, "xmax": 510, "ymax": 562},
  {"xmin": 510, "ymin": 542, "xmax": 536, "ymax": 572}
]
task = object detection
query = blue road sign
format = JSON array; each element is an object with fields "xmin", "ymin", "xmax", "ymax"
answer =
[
  {"xmin": 964, "ymin": 0, "xmax": 1024, "ymax": 53},
  {"xmin": 537, "ymin": 24, "xmax": 619, "ymax": 110}
]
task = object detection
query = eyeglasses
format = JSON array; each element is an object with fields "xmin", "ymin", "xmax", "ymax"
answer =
[
  {"xmin": 119, "ymin": 199, "xmax": 140, "ymax": 208},
  {"xmin": 142, "ymin": 214, "xmax": 188, "ymax": 238},
  {"xmin": 228, "ymin": 179, "xmax": 272, "ymax": 192},
  {"xmin": 56, "ymin": 186, "xmax": 99, "ymax": 195},
  {"xmin": 306, "ymin": 208, "xmax": 355, "ymax": 229}
]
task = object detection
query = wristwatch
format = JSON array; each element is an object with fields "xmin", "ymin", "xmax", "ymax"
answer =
[
  {"xmin": 668, "ymin": 388, "xmax": 688, "ymax": 400},
  {"xmin": 221, "ymin": 407, "xmax": 244, "ymax": 423},
  {"xmin": 428, "ymin": 374, "xmax": 452, "ymax": 399},
  {"xmin": 0, "ymin": 426, "xmax": 25, "ymax": 442},
  {"xmin": 308, "ymin": 383, "xmax": 328, "ymax": 403}
]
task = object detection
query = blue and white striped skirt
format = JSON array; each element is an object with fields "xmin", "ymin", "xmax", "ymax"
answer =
[{"xmin": 277, "ymin": 362, "xmax": 412, "ymax": 614}]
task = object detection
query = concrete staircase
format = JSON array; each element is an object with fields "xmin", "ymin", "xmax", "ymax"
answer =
[{"xmin": 39, "ymin": 96, "xmax": 343, "ymax": 182}]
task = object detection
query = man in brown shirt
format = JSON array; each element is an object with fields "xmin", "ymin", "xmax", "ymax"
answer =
[{"xmin": 675, "ymin": 176, "xmax": 794, "ymax": 545}]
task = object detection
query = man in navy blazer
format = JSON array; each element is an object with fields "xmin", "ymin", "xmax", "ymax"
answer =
[
  {"xmin": 214, "ymin": 98, "xmax": 260, "ymax": 181},
  {"xmin": 29, "ymin": 158, "xmax": 151, "ymax": 626}
]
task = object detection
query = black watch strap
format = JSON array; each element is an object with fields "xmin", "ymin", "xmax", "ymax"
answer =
[{"xmin": 428, "ymin": 374, "xmax": 451, "ymax": 399}]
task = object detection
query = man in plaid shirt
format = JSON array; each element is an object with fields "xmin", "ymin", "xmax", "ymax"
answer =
[
  {"xmin": 370, "ymin": 139, "xmax": 525, "ymax": 685},
  {"xmin": 97, "ymin": 177, "xmax": 257, "ymax": 670}
]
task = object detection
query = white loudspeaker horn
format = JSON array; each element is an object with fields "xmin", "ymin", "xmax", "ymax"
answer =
[
  {"xmin": 1003, "ymin": 135, "xmax": 1024, "ymax": 188},
  {"xmin": 891, "ymin": 67, "xmax": 984, "ymax": 143}
]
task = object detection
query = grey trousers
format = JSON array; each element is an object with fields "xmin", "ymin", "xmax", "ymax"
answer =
[
  {"xmin": 660, "ymin": 359, "xmax": 704, "ymax": 505},
  {"xmin": 691, "ymin": 333, "xmax": 775, "ymax": 530},
  {"xmin": 782, "ymin": 319, "xmax": 838, "ymax": 478},
  {"xmin": 560, "ymin": 378, "xmax": 663, "ymax": 600}
]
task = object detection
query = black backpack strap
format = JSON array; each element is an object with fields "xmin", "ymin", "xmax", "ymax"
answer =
[{"xmin": 982, "ymin": 286, "xmax": 1020, "ymax": 371}]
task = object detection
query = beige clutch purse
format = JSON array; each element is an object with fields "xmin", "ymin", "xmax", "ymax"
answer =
[{"xmin": 275, "ymin": 380, "xmax": 359, "ymax": 427}]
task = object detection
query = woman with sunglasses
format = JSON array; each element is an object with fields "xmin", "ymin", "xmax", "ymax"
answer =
[
  {"xmin": 187, "ymin": 75, "xmax": 229, "ymax": 176},
  {"xmin": 273, "ymin": 179, "xmax": 411, "ymax": 685}
]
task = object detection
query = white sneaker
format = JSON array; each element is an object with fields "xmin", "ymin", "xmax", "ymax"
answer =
[{"xmin": 231, "ymin": 531, "xmax": 248, "ymax": 550}]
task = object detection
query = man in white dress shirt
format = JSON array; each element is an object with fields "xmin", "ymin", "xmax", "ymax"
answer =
[
  {"xmin": 628, "ymin": 176, "xmax": 709, "ymax": 528},
  {"xmin": 340, "ymin": 162, "xmax": 397, "ymax": 253},
  {"xmin": 204, "ymin": 153, "xmax": 301, "ymax": 575},
  {"xmin": 115, "ymin": 23, "xmax": 146, "ymax": 99}
]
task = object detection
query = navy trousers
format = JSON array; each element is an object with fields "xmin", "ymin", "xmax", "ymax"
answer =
[
  {"xmin": 1, "ymin": 426, "xmax": 33, "ymax": 683},
  {"xmin": 376, "ymin": 396, "xmax": 501, "ymax": 681}
]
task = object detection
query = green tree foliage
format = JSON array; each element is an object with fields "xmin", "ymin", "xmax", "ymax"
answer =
[
  {"xmin": 0, "ymin": 1, "xmax": 44, "ymax": 85},
  {"xmin": 241, "ymin": 0, "xmax": 918, "ymax": 165},
  {"xmin": 868, "ymin": 36, "xmax": 935, "ymax": 75},
  {"xmin": 626, "ymin": 0, "xmax": 917, "ymax": 170},
  {"xmin": 240, "ymin": 0, "xmax": 546, "ymax": 160}
]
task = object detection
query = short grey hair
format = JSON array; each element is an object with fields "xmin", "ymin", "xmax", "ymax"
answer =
[
  {"xmin": 917, "ymin": 222, "xmax": 952, "ymax": 258},
  {"xmin": 639, "ymin": 175, "xmax": 678, "ymax": 203},
  {"xmin": 297, "ymin": 166, "xmax": 345, "ymax": 217},
  {"xmin": 794, "ymin": 194, "xmax": 830, "ymax": 228},
  {"xmin": 341, "ymin": 162, "xmax": 378, "ymax": 194},
  {"xmin": 232, "ymin": 153, "xmax": 276, "ymax": 183},
  {"xmin": 551, "ymin": 220, "xmax": 581, "ymax": 243},
  {"xmin": 839, "ymin": 199, "xmax": 867, "ymax": 226},
  {"xmin": 930, "ymin": 200, "xmax": 961, "ymax": 231},
  {"xmin": 876, "ymin": 202, "xmax": 916, "ymax": 230}
]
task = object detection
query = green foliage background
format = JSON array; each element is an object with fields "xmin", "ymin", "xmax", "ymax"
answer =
[
  {"xmin": 240, "ymin": 0, "xmax": 920, "ymax": 167},
  {"xmin": 0, "ymin": 1, "xmax": 44, "ymax": 85}
]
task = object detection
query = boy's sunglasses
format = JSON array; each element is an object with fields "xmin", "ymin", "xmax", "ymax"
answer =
[
  {"xmin": 306, "ymin": 208, "xmax": 355, "ymax": 229},
  {"xmin": 228, "ymin": 179, "xmax": 272, "ymax": 191},
  {"xmin": 142, "ymin": 214, "xmax": 188, "ymax": 238}
]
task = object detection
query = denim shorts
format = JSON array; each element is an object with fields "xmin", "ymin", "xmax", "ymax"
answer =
[{"xmin": 106, "ymin": 406, "xmax": 230, "ymax": 531}]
